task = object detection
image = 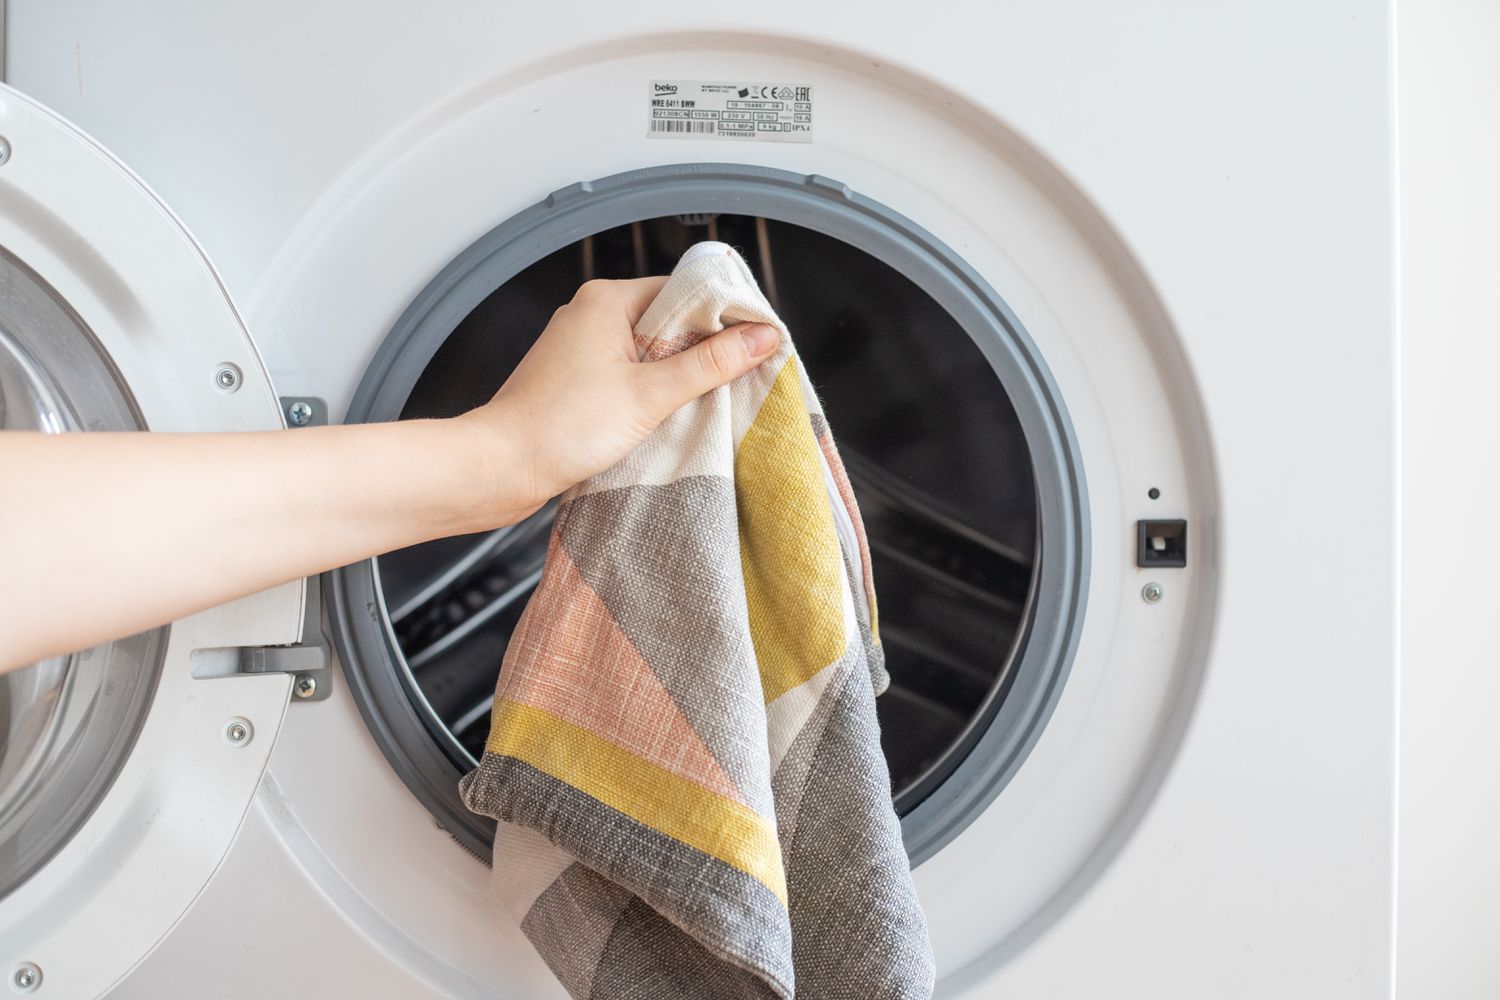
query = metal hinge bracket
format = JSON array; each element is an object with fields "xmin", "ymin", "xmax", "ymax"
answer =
[
  {"xmin": 188, "ymin": 576, "xmax": 333, "ymax": 702},
  {"xmin": 188, "ymin": 396, "xmax": 335, "ymax": 701},
  {"xmin": 236, "ymin": 569, "xmax": 333, "ymax": 701}
]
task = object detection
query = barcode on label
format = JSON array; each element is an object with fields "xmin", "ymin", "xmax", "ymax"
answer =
[{"xmin": 649, "ymin": 119, "xmax": 719, "ymax": 134}]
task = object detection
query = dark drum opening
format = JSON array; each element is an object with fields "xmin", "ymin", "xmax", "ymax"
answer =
[{"xmin": 374, "ymin": 213, "xmax": 1038, "ymax": 814}]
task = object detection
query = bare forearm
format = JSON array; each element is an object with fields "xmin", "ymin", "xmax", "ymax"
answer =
[
  {"xmin": 0, "ymin": 418, "xmax": 506, "ymax": 671},
  {"xmin": 0, "ymin": 275, "xmax": 775, "ymax": 675}
]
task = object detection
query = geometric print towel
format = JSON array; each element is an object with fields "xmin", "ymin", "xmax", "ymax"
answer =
[{"xmin": 459, "ymin": 241, "xmax": 935, "ymax": 999}]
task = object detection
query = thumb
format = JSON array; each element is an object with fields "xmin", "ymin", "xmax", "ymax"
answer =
[{"xmin": 639, "ymin": 322, "xmax": 780, "ymax": 415}]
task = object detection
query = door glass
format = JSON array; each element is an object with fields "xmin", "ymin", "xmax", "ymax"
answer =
[{"xmin": 0, "ymin": 249, "xmax": 164, "ymax": 899}]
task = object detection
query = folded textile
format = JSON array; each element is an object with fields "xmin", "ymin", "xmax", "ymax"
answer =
[{"xmin": 460, "ymin": 241, "xmax": 934, "ymax": 999}]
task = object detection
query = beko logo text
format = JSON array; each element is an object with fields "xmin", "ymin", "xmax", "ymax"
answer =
[{"xmin": 654, "ymin": 83, "xmax": 678, "ymax": 94}]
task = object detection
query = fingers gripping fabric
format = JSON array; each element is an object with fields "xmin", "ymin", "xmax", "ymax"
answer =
[{"xmin": 460, "ymin": 243, "xmax": 935, "ymax": 999}]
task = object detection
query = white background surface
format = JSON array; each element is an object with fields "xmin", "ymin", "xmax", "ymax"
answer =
[{"xmin": 1396, "ymin": 1, "xmax": 1500, "ymax": 996}]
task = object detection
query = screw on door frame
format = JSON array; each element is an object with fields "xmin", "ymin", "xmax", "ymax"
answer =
[
  {"xmin": 10, "ymin": 962, "xmax": 41, "ymax": 994},
  {"xmin": 213, "ymin": 364, "xmax": 242, "ymax": 392},
  {"xmin": 1141, "ymin": 582, "xmax": 1164, "ymax": 604},
  {"xmin": 223, "ymin": 717, "xmax": 254, "ymax": 747},
  {"xmin": 293, "ymin": 674, "xmax": 317, "ymax": 699},
  {"xmin": 0, "ymin": 137, "xmax": 13, "ymax": 167},
  {"xmin": 286, "ymin": 400, "xmax": 314, "ymax": 426}
]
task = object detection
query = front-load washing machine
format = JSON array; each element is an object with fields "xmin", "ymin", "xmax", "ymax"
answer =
[{"xmin": 0, "ymin": 2, "xmax": 1396, "ymax": 997}]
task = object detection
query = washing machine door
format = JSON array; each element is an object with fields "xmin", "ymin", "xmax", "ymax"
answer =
[{"xmin": 0, "ymin": 86, "xmax": 304, "ymax": 997}]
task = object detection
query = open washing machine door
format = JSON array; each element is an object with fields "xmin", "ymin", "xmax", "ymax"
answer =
[{"xmin": 0, "ymin": 87, "xmax": 307, "ymax": 997}]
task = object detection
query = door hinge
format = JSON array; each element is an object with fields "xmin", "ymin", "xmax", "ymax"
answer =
[
  {"xmin": 191, "ymin": 396, "xmax": 334, "ymax": 701},
  {"xmin": 236, "ymin": 576, "xmax": 333, "ymax": 701},
  {"xmin": 189, "ymin": 573, "xmax": 333, "ymax": 702}
]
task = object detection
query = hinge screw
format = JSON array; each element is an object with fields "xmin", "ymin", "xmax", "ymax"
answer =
[
  {"xmin": 11, "ymin": 962, "xmax": 42, "ymax": 994},
  {"xmin": 1141, "ymin": 582, "xmax": 1164, "ymax": 604},
  {"xmin": 223, "ymin": 717, "xmax": 253, "ymax": 746},
  {"xmin": 293, "ymin": 675, "xmax": 317, "ymax": 699},
  {"xmin": 286, "ymin": 401, "xmax": 313, "ymax": 426}
]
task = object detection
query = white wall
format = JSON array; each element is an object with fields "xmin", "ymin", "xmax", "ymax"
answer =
[{"xmin": 1397, "ymin": 2, "xmax": 1500, "ymax": 996}]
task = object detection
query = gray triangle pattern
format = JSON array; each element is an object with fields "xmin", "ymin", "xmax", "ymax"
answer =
[
  {"xmin": 781, "ymin": 660, "xmax": 936, "ymax": 999},
  {"xmin": 768, "ymin": 649, "xmax": 860, "ymax": 848},
  {"xmin": 557, "ymin": 474, "xmax": 774, "ymax": 817}
]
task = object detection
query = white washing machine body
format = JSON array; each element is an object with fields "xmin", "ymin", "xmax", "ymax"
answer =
[{"xmin": 0, "ymin": 2, "xmax": 1395, "ymax": 998}]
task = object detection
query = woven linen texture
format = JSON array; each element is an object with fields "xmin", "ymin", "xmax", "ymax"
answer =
[{"xmin": 461, "ymin": 242, "xmax": 934, "ymax": 999}]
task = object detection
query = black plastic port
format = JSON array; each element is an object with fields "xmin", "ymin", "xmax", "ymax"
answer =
[{"xmin": 1137, "ymin": 519, "xmax": 1187, "ymax": 568}]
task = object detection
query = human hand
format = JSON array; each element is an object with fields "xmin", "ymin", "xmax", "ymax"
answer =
[{"xmin": 454, "ymin": 277, "xmax": 778, "ymax": 529}]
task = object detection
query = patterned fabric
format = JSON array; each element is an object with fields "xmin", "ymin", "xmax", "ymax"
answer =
[{"xmin": 460, "ymin": 242, "xmax": 934, "ymax": 999}]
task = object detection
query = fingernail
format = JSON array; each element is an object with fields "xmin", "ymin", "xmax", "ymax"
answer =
[{"xmin": 740, "ymin": 324, "xmax": 778, "ymax": 357}]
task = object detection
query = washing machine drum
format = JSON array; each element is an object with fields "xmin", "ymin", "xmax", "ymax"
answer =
[{"xmin": 329, "ymin": 166, "xmax": 1089, "ymax": 866}]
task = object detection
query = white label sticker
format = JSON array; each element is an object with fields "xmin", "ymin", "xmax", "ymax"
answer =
[{"xmin": 648, "ymin": 80, "xmax": 813, "ymax": 143}]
